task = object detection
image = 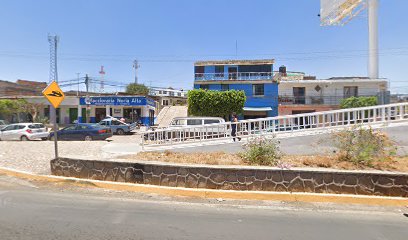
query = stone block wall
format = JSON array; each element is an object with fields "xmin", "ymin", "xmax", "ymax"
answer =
[{"xmin": 51, "ymin": 158, "xmax": 408, "ymax": 197}]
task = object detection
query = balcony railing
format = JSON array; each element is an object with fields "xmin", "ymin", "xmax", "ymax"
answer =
[
  {"xmin": 195, "ymin": 72, "xmax": 274, "ymax": 81},
  {"xmin": 278, "ymin": 95, "xmax": 378, "ymax": 106}
]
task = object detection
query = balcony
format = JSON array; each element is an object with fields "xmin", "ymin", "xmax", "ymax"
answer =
[
  {"xmin": 278, "ymin": 95, "xmax": 378, "ymax": 106},
  {"xmin": 194, "ymin": 72, "xmax": 274, "ymax": 81}
]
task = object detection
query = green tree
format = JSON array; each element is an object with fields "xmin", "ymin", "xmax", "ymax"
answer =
[
  {"xmin": 125, "ymin": 83, "xmax": 149, "ymax": 96},
  {"xmin": 187, "ymin": 89, "xmax": 246, "ymax": 119},
  {"xmin": 340, "ymin": 96, "xmax": 378, "ymax": 109},
  {"xmin": 0, "ymin": 99, "xmax": 27, "ymax": 122}
]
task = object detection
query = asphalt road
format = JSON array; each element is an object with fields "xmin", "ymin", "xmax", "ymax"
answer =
[{"xmin": 0, "ymin": 175, "xmax": 407, "ymax": 240}]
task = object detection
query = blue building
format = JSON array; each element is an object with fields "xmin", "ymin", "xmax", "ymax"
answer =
[{"xmin": 193, "ymin": 59, "xmax": 278, "ymax": 119}]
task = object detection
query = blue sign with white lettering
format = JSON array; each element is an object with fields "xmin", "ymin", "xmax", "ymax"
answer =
[{"xmin": 80, "ymin": 96, "xmax": 155, "ymax": 107}]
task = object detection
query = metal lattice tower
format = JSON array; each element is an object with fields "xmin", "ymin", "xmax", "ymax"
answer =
[
  {"xmin": 133, "ymin": 60, "xmax": 140, "ymax": 84},
  {"xmin": 99, "ymin": 66, "xmax": 106, "ymax": 93},
  {"xmin": 48, "ymin": 35, "xmax": 59, "ymax": 83}
]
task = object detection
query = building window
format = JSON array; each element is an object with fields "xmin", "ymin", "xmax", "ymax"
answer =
[
  {"xmin": 163, "ymin": 91, "xmax": 167, "ymax": 95},
  {"xmin": 215, "ymin": 65, "xmax": 224, "ymax": 78},
  {"xmin": 200, "ymin": 84, "xmax": 209, "ymax": 90},
  {"xmin": 221, "ymin": 84, "xmax": 229, "ymax": 91},
  {"xmin": 159, "ymin": 91, "xmax": 162, "ymax": 94},
  {"xmin": 344, "ymin": 86, "xmax": 358, "ymax": 98},
  {"xmin": 178, "ymin": 93, "xmax": 181, "ymax": 97},
  {"xmin": 162, "ymin": 99, "xmax": 169, "ymax": 106},
  {"xmin": 195, "ymin": 66, "xmax": 205, "ymax": 78},
  {"xmin": 170, "ymin": 91, "xmax": 175, "ymax": 96},
  {"xmin": 293, "ymin": 87, "xmax": 306, "ymax": 104},
  {"xmin": 253, "ymin": 84, "xmax": 264, "ymax": 96}
]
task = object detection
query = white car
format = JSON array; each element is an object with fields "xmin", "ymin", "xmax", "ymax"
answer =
[{"xmin": 0, "ymin": 123, "xmax": 49, "ymax": 141}]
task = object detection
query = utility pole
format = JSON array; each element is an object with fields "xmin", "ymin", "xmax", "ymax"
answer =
[
  {"xmin": 48, "ymin": 34, "xmax": 59, "ymax": 159},
  {"xmin": 368, "ymin": 0, "xmax": 379, "ymax": 79},
  {"xmin": 76, "ymin": 73, "xmax": 81, "ymax": 123},
  {"xmin": 133, "ymin": 60, "xmax": 140, "ymax": 84},
  {"xmin": 85, "ymin": 74, "xmax": 90, "ymax": 123}
]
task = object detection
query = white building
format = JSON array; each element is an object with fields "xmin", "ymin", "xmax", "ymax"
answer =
[{"xmin": 278, "ymin": 76, "xmax": 389, "ymax": 115}]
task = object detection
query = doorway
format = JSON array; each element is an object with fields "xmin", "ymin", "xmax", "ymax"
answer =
[
  {"xmin": 123, "ymin": 108, "xmax": 141, "ymax": 123},
  {"xmin": 228, "ymin": 67, "xmax": 238, "ymax": 80},
  {"xmin": 95, "ymin": 108, "xmax": 106, "ymax": 122}
]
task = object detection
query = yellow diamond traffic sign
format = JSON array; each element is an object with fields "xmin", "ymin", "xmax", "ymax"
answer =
[{"xmin": 42, "ymin": 81, "xmax": 65, "ymax": 108}]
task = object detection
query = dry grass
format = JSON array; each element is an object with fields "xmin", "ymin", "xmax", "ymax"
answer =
[
  {"xmin": 131, "ymin": 151, "xmax": 244, "ymax": 165},
  {"xmin": 126, "ymin": 151, "xmax": 408, "ymax": 172}
]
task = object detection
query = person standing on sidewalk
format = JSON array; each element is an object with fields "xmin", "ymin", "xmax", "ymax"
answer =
[{"xmin": 231, "ymin": 114, "xmax": 241, "ymax": 142}]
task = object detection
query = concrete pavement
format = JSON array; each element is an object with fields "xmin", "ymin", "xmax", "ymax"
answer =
[{"xmin": 0, "ymin": 175, "xmax": 407, "ymax": 240}]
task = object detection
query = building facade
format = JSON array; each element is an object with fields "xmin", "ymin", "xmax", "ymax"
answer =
[
  {"xmin": 149, "ymin": 87, "xmax": 188, "ymax": 110},
  {"xmin": 193, "ymin": 59, "xmax": 279, "ymax": 119},
  {"xmin": 18, "ymin": 95, "xmax": 157, "ymax": 126},
  {"xmin": 277, "ymin": 67, "xmax": 389, "ymax": 115}
]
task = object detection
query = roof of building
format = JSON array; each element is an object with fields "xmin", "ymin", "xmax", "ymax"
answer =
[{"xmin": 194, "ymin": 59, "xmax": 275, "ymax": 66}]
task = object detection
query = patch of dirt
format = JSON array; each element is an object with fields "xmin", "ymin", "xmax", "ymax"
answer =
[
  {"xmin": 126, "ymin": 151, "xmax": 408, "ymax": 172},
  {"xmin": 132, "ymin": 151, "xmax": 244, "ymax": 165}
]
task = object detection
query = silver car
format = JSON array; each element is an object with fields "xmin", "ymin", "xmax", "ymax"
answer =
[{"xmin": 0, "ymin": 123, "xmax": 49, "ymax": 141}]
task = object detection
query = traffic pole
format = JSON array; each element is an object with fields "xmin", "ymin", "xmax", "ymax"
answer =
[{"xmin": 51, "ymin": 105, "xmax": 59, "ymax": 159}]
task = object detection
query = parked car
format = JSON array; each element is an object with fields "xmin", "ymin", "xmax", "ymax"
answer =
[
  {"xmin": 98, "ymin": 117, "xmax": 136, "ymax": 135},
  {"xmin": 49, "ymin": 123, "xmax": 112, "ymax": 141},
  {"xmin": 0, "ymin": 123, "xmax": 49, "ymax": 141},
  {"xmin": 0, "ymin": 120, "xmax": 8, "ymax": 129}
]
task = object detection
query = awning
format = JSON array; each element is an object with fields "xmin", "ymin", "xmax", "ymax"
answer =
[{"xmin": 243, "ymin": 107, "xmax": 272, "ymax": 112}]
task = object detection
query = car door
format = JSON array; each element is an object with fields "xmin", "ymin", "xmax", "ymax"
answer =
[
  {"xmin": 0, "ymin": 125, "xmax": 16, "ymax": 140},
  {"xmin": 74, "ymin": 125, "xmax": 89, "ymax": 140},
  {"xmin": 59, "ymin": 126, "xmax": 76, "ymax": 140}
]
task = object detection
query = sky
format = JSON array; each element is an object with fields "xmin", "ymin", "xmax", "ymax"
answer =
[{"xmin": 0, "ymin": 0, "xmax": 407, "ymax": 93}]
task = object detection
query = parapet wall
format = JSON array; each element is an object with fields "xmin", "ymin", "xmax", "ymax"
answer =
[{"xmin": 51, "ymin": 158, "xmax": 408, "ymax": 197}]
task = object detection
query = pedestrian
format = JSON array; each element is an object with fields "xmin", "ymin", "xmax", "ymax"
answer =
[{"xmin": 231, "ymin": 114, "xmax": 241, "ymax": 142}]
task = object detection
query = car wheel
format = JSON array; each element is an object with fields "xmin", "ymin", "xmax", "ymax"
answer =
[
  {"xmin": 41, "ymin": 137, "xmax": 48, "ymax": 141},
  {"xmin": 117, "ymin": 129, "xmax": 125, "ymax": 135},
  {"xmin": 84, "ymin": 135, "xmax": 93, "ymax": 141},
  {"xmin": 21, "ymin": 136, "xmax": 29, "ymax": 141}
]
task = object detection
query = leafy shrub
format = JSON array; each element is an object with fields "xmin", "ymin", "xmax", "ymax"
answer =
[
  {"xmin": 239, "ymin": 136, "xmax": 282, "ymax": 166},
  {"xmin": 333, "ymin": 126, "xmax": 397, "ymax": 166},
  {"xmin": 340, "ymin": 96, "xmax": 377, "ymax": 109},
  {"xmin": 187, "ymin": 89, "xmax": 246, "ymax": 118}
]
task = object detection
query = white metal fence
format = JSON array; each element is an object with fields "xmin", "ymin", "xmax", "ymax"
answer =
[{"xmin": 141, "ymin": 102, "xmax": 408, "ymax": 147}]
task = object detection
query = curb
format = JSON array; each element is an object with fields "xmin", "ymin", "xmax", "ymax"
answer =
[{"xmin": 1, "ymin": 167, "xmax": 407, "ymax": 207}]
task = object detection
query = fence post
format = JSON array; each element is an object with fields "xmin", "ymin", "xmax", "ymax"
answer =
[{"xmin": 381, "ymin": 107, "xmax": 386, "ymax": 122}]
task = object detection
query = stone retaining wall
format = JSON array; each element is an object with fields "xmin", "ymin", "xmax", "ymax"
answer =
[{"xmin": 50, "ymin": 158, "xmax": 408, "ymax": 197}]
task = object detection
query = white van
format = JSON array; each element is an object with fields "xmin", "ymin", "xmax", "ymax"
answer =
[
  {"xmin": 169, "ymin": 117, "xmax": 225, "ymax": 128},
  {"xmin": 167, "ymin": 117, "xmax": 227, "ymax": 139}
]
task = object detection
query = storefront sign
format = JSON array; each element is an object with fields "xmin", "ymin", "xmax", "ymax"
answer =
[{"xmin": 79, "ymin": 96, "xmax": 156, "ymax": 107}]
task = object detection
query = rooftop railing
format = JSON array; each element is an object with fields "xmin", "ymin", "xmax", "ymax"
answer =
[{"xmin": 194, "ymin": 72, "xmax": 274, "ymax": 81}]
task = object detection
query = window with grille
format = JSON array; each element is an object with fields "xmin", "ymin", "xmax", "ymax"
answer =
[
  {"xmin": 253, "ymin": 84, "xmax": 264, "ymax": 96},
  {"xmin": 344, "ymin": 86, "xmax": 358, "ymax": 98}
]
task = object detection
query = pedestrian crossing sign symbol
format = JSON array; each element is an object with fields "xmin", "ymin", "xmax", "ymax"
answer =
[{"xmin": 42, "ymin": 81, "xmax": 65, "ymax": 108}]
